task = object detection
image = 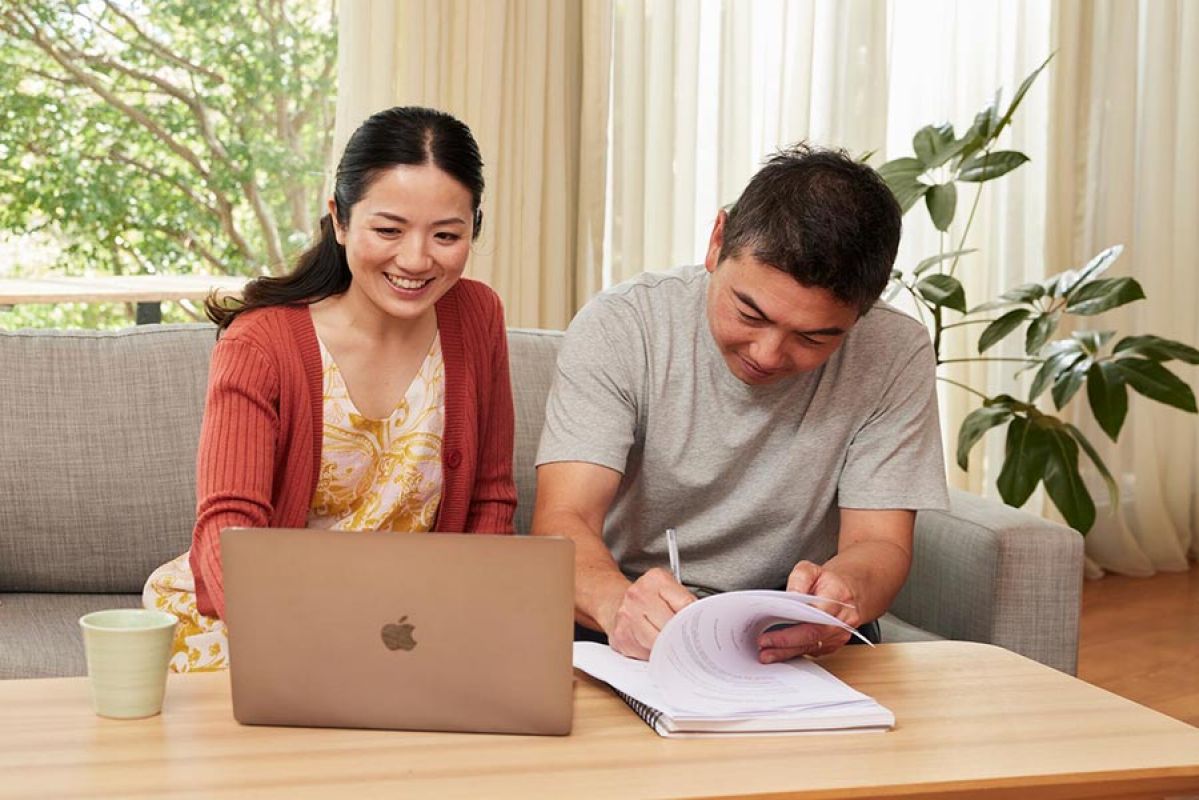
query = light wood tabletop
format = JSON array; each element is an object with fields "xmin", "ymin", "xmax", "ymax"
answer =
[{"xmin": 1, "ymin": 642, "xmax": 1197, "ymax": 799}]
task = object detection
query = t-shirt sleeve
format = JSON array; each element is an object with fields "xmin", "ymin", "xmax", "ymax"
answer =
[
  {"xmin": 536, "ymin": 296, "xmax": 643, "ymax": 474},
  {"xmin": 837, "ymin": 333, "xmax": 950, "ymax": 510}
]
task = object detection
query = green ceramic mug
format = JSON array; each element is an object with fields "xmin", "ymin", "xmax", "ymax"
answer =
[{"xmin": 79, "ymin": 609, "xmax": 178, "ymax": 719}]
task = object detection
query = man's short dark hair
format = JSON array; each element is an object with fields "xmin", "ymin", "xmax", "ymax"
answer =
[{"xmin": 719, "ymin": 143, "xmax": 901, "ymax": 315}]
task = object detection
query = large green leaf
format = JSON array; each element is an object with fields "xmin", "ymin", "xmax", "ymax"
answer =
[
  {"xmin": 1113, "ymin": 335, "xmax": 1199, "ymax": 364},
  {"xmin": 956, "ymin": 404, "xmax": 1014, "ymax": 470},
  {"xmin": 1059, "ymin": 245, "xmax": 1124, "ymax": 298},
  {"xmin": 971, "ymin": 281, "xmax": 1045, "ymax": 313},
  {"xmin": 1072, "ymin": 330, "xmax": 1116, "ymax": 355},
  {"xmin": 916, "ymin": 274, "xmax": 967, "ymax": 313},
  {"xmin": 1086, "ymin": 361, "xmax": 1128, "ymax": 440},
  {"xmin": 914, "ymin": 248, "xmax": 977, "ymax": 276},
  {"xmin": 925, "ymin": 183, "xmax": 957, "ymax": 231},
  {"xmin": 913, "ymin": 123, "xmax": 955, "ymax": 168},
  {"xmin": 1028, "ymin": 347, "xmax": 1084, "ymax": 402},
  {"xmin": 958, "ymin": 150, "xmax": 1030, "ymax": 182},
  {"xmin": 911, "ymin": 118, "xmax": 978, "ymax": 172},
  {"xmin": 1025, "ymin": 310, "xmax": 1061, "ymax": 355},
  {"xmin": 935, "ymin": 137, "xmax": 976, "ymax": 172},
  {"xmin": 1051, "ymin": 355, "xmax": 1091, "ymax": 409},
  {"xmin": 978, "ymin": 308, "xmax": 1030, "ymax": 353},
  {"xmin": 1042, "ymin": 425, "xmax": 1096, "ymax": 533},
  {"xmin": 1003, "ymin": 282, "xmax": 1048, "ymax": 304},
  {"xmin": 1065, "ymin": 277, "xmax": 1145, "ymax": 316},
  {"xmin": 954, "ymin": 88, "xmax": 1003, "ymax": 162},
  {"xmin": 997, "ymin": 416, "xmax": 1051, "ymax": 507},
  {"xmin": 879, "ymin": 157, "xmax": 925, "ymax": 181},
  {"xmin": 1064, "ymin": 422, "xmax": 1120, "ymax": 512},
  {"xmin": 879, "ymin": 157, "xmax": 930, "ymax": 213},
  {"xmin": 1110, "ymin": 359, "xmax": 1198, "ymax": 412},
  {"xmin": 992, "ymin": 53, "xmax": 1054, "ymax": 139}
]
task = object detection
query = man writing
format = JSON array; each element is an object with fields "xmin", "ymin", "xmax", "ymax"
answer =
[{"xmin": 532, "ymin": 144, "xmax": 949, "ymax": 662}]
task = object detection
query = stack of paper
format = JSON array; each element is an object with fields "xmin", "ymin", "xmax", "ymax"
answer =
[{"xmin": 573, "ymin": 591, "xmax": 894, "ymax": 737}]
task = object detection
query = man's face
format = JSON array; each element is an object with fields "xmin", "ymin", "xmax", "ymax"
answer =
[{"xmin": 704, "ymin": 212, "xmax": 859, "ymax": 386}]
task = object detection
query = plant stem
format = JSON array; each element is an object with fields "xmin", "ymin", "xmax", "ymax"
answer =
[
  {"xmin": 936, "ymin": 376, "xmax": 990, "ymax": 401},
  {"xmin": 903, "ymin": 283, "xmax": 928, "ymax": 326},
  {"xmin": 949, "ymin": 158, "xmax": 988, "ymax": 279},
  {"xmin": 933, "ymin": 305, "xmax": 943, "ymax": 363}
]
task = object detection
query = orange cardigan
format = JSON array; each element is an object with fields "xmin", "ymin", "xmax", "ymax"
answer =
[{"xmin": 189, "ymin": 279, "xmax": 517, "ymax": 618}]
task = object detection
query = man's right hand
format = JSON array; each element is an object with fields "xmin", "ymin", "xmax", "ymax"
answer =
[
  {"xmin": 533, "ymin": 461, "xmax": 698, "ymax": 660},
  {"xmin": 601, "ymin": 567, "xmax": 696, "ymax": 660}
]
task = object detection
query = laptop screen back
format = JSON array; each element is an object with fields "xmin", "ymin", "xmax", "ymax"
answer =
[{"xmin": 221, "ymin": 529, "xmax": 574, "ymax": 735}]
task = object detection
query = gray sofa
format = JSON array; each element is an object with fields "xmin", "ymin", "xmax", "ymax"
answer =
[{"xmin": 0, "ymin": 324, "xmax": 1084, "ymax": 678}]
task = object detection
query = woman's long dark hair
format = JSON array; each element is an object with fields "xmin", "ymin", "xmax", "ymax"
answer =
[{"xmin": 207, "ymin": 106, "xmax": 485, "ymax": 332}]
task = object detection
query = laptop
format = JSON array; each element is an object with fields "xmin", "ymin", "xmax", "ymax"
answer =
[{"xmin": 221, "ymin": 528, "xmax": 575, "ymax": 735}]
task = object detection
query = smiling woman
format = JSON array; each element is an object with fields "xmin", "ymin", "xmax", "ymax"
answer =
[{"xmin": 141, "ymin": 107, "xmax": 517, "ymax": 673}]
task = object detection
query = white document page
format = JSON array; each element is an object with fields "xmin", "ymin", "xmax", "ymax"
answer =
[{"xmin": 646, "ymin": 591, "xmax": 872, "ymax": 715}]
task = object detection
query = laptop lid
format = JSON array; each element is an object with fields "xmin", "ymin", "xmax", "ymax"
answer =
[{"xmin": 221, "ymin": 529, "xmax": 575, "ymax": 736}]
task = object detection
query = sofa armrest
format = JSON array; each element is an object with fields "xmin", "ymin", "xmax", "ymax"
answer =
[{"xmin": 888, "ymin": 488, "xmax": 1084, "ymax": 674}]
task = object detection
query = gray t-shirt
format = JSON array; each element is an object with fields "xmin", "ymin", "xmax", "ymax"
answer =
[{"xmin": 536, "ymin": 264, "xmax": 949, "ymax": 596}]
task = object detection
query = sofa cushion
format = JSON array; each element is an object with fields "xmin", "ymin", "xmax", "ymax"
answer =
[
  {"xmin": 0, "ymin": 593, "xmax": 143, "ymax": 678},
  {"xmin": 0, "ymin": 325, "xmax": 215, "ymax": 593},
  {"xmin": 506, "ymin": 328, "xmax": 563, "ymax": 534}
]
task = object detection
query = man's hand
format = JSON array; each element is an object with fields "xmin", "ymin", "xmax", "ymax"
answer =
[
  {"xmin": 534, "ymin": 461, "xmax": 696, "ymax": 657},
  {"xmin": 758, "ymin": 509, "xmax": 915, "ymax": 664},
  {"xmin": 756, "ymin": 560, "xmax": 861, "ymax": 663},
  {"xmin": 604, "ymin": 567, "xmax": 697, "ymax": 660}
]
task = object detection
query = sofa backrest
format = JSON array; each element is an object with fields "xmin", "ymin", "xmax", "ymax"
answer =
[
  {"xmin": 505, "ymin": 329, "xmax": 563, "ymax": 534},
  {"xmin": 0, "ymin": 323, "xmax": 563, "ymax": 593},
  {"xmin": 0, "ymin": 325, "xmax": 215, "ymax": 593}
]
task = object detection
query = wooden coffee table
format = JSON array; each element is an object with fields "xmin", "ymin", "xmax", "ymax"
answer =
[{"xmin": 2, "ymin": 641, "xmax": 1197, "ymax": 798}]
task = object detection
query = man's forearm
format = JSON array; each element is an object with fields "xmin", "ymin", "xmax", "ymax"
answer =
[
  {"xmin": 532, "ymin": 511, "xmax": 630, "ymax": 632},
  {"xmin": 821, "ymin": 539, "xmax": 912, "ymax": 623}
]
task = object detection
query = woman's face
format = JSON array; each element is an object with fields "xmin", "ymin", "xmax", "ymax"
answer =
[{"xmin": 330, "ymin": 163, "xmax": 475, "ymax": 325}]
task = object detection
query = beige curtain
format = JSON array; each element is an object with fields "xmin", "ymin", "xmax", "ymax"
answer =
[
  {"xmin": 335, "ymin": 0, "xmax": 612, "ymax": 329},
  {"xmin": 1048, "ymin": 1, "xmax": 1199, "ymax": 576},
  {"xmin": 606, "ymin": 0, "xmax": 889, "ymax": 283}
]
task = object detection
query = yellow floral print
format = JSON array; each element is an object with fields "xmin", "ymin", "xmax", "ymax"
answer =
[{"xmin": 308, "ymin": 333, "xmax": 444, "ymax": 531}]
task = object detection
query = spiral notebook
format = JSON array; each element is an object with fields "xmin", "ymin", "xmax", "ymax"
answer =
[{"xmin": 572, "ymin": 591, "xmax": 894, "ymax": 737}]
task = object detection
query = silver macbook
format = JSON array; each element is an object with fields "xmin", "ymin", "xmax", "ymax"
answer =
[{"xmin": 221, "ymin": 528, "xmax": 575, "ymax": 735}]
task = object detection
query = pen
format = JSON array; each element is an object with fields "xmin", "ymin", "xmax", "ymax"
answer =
[{"xmin": 666, "ymin": 527, "xmax": 681, "ymax": 583}]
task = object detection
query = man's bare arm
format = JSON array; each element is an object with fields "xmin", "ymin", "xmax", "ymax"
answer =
[
  {"xmin": 531, "ymin": 461, "xmax": 695, "ymax": 659},
  {"xmin": 822, "ymin": 508, "xmax": 915, "ymax": 619},
  {"xmin": 530, "ymin": 461, "xmax": 627, "ymax": 631},
  {"xmin": 757, "ymin": 508, "xmax": 915, "ymax": 662}
]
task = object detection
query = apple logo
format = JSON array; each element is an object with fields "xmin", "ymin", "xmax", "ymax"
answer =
[{"xmin": 381, "ymin": 616, "xmax": 417, "ymax": 651}]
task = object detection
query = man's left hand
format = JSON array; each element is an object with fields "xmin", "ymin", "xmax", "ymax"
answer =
[{"xmin": 755, "ymin": 560, "xmax": 862, "ymax": 663}]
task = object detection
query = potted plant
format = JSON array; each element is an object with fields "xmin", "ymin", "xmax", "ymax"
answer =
[{"xmin": 879, "ymin": 55, "xmax": 1198, "ymax": 534}]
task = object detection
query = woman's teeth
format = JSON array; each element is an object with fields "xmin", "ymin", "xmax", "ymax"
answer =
[{"xmin": 385, "ymin": 274, "xmax": 432, "ymax": 290}]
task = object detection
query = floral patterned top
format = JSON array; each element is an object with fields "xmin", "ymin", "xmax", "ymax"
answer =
[{"xmin": 307, "ymin": 334, "xmax": 445, "ymax": 532}]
